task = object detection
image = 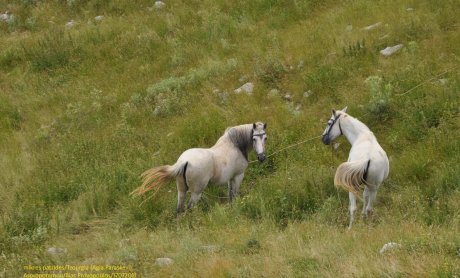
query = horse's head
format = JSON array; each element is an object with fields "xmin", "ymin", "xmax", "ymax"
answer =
[
  {"xmin": 252, "ymin": 122, "xmax": 267, "ymax": 162},
  {"xmin": 321, "ymin": 107, "xmax": 347, "ymax": 145}
]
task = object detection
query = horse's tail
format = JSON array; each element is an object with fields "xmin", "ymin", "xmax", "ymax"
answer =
[
  {"xmin": 334, "ymin": 159, "xmax": 370, "ymax": 197},
  {"xmin": 131, "ymin": 161, "xmax": 189, "ymax": 196}
]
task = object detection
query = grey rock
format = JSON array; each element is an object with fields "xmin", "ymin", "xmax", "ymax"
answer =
[
  {"xmin": 0, "ymin": 12, "xmax": 11, "ymax": 22},
  {"xmin": 283, "ymin": 94, "xmax": 293, "ymax": 101},
  {"xmin": 155, "ymin": 257, "xmax": 174, "ymax": 266},
  {"xmin": 380, "ymin": 44, "xmax": 403, "ymax": 56},
  {"xmin": 234, "ymin": 82, "xmax": 254, "ymax": 94},
  {"xmin": 294, "ymin": 104, "xmax": 302, "ymax": 112},
  {"xmin": 65, "ymin": 20, "xmax": 76, "ymax": 28},
  {"xmin": 154, "ymin": 1, "xmax": 166, "ymax": 9},
  {"xmin": 303, "ymin": 90, "xmax": 313, "ymax": 98},
  {"xmin": 438, "ymin": 78, "xmax": 448, "ymax": 86},
  {"xmin": 363, "ymin": 22, "xmax": 382, "ymax": 31},
  {"xmin": 95, "ymin": 15, "xmax": 104, "ymax": 22},
  {"xmin": 123, "ymin": 254, "xmax": 137, "ymax": 262},
  {"xmin": 47, "ymin": 247, "xmax": 67, "ymax": 256},
  {"xmin": 379, "ymin": 242, "xmax": 401, "ymax": 254}
]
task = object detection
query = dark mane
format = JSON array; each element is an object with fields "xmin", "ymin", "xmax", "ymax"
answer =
[{"xmin": 226, "ymin": 125, "xmax": 253, "ymax": 160}]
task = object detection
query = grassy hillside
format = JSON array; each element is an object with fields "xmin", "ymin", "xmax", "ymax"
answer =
[{"xmin": 1, "ymin": 0, "xmax": 459, "ymax": 276}]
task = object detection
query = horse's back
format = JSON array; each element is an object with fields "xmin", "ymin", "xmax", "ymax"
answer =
[{"xmin": 177, "ymin": 148, "xmax": 214, "ymax": 166}]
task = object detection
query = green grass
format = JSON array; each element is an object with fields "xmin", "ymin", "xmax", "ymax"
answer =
[{"xmin": 1, "ymin": 0, "xmax": 459, "ymax": 276}]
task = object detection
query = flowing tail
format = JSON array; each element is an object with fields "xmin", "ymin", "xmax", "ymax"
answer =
[
  {"xmin": 131, "ymin": 161, "xmax": 188, "ymax": 197},
  {"xmin": 334, "ymin": 159, "xmax": 370, "ymax": 197}
]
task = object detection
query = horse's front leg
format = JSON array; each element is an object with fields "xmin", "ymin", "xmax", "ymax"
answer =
[{"xmin": 228, "ymin": 173, "xmax": 244, "ymax": 203}]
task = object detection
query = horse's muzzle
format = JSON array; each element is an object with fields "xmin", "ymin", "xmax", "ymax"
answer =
[
  {"xmin": 257, "ymin": 153, "xmax": 266, "ymax": 162},
  {"xmin": 321, "ymin": 135, "xmax": 331, "ymax": 145}
]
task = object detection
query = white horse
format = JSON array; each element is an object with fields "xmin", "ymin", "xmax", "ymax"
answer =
[
  {"xmin": 321, "ymin": 107, "xmax": 389, "ymax": 228},
  {"xmin": 131, "ymin": 122, "xmax": 267, "ymax": 213}
]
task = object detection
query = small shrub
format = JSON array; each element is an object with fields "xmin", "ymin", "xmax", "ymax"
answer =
[
  {"xmin": 23, "ymin": 28, "xmax": 83, "ymax": 72},
  {"xmin": 342, "ymin": 39, "xmax": 366, "ymax": 57},
  {"xmin": 255, "ymin": 58, "xmax": 286, "ymax": 87},
  {"xmin": 365, "ymin": 76, "xmax": 393, "ymax": 121},
  {"xmin": 245, "ymin": 238, "xmax": 261, "ymax": 254}
]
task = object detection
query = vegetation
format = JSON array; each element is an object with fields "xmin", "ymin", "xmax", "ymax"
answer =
[{"xmin": 0, "ymin": 0, "xmax": 459, "ymax": 276}]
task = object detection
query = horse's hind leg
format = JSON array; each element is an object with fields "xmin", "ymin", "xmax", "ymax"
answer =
[
  {"xmin": 187, "ymin": 181, "xmax": 206, "ymax": 210},
  {"xmin": 348, "ymin": 192, "xmax": 357, "ymax": 229},
  {"xmin": 176, "ymin": 178, "xmax": 187, "ymax": 214},
  {"xmin": 365, "ymin": 187, "xmax": 378, "ymax": 219},
  {"xmin": 187, "ymin": 191, "xmax": 203, "ymax": 210},
  {"xmin": 362, "ymin": 187, "xmax": 370, "ymax": 220}
]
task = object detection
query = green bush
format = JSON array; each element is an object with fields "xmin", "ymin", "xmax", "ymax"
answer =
[{"xmin": 365, "ymin": 76, "xmax": 393, "ymax": 121}]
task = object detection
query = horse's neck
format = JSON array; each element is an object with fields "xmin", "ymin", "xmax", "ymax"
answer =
[
  {"xmin": 214, "ymin": 124, "xmax": 252, "ymax": 150},
  {"xmin": 341, "ymin": 116, "xmax": 372, "ymax": 145}
]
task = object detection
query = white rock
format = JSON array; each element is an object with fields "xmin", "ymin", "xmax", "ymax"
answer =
[
  {"xmin": 303, "ymin": 90, "xmax": 313, "ymax": 98},
  {"xmin": 283, "ymin": 94, "xmax": 293, "ymax": 101},
  {"xmin": 154, "ymin": 1, "xmax": 166, "ymax": 9},
  {"xmin": 95, "ymin": 15, "xmax": 104, "ymax": 22},
  {"xmin": 406, "ymin": 7, "xmax": 414, "ymax": 12},
  {"xmin": 380, "ymin": 44, "xmax": 404, "ymax": 56},
  {"xmin": 379, "ymin": 242, "xmax": 401, "ymax": 254},
  {"xmin": 0, "ymin": 12, "xmax": 10, "ymax": 22},
  {"xmin": 438, "ymin": 78, "xmax": 448, "ymax": 86},
  {"xmin": 234, "ymin": 82, "xmax": 254, "ymax": 94},
  {"xmin": 47, "ymin": 247, "xmax": 67, "ymax": 256},
  {"xmin": 155, "ymin": 257, "xmax": 174, "ymax": 266},
  {"xmin": 65, "ymin": 20, "xmax": 76, "ymax": 28},
  {"xmin": 363, "ymin": 22, "xmax": 382, "ymax": 31},
  {"xmin": 295, "ymin": 104, "xmax": 302, "ymax": 111}
]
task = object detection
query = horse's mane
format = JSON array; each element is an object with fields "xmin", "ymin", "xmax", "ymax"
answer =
[
  {"xmin": 339, "ymin": 112, "xmax": 371, "ymax": 133},
  {"xmin": 225, "ymin": 124, "xmax": 253, "ymax": 160}
]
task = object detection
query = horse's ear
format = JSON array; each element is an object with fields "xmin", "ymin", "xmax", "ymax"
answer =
[
  {"xmin": 342, "ymin": 106, "xmax": 348, "ymax": 113},
  {"xmin": 253, "ymin": 123, "xmax": 257, "ymax": 129},
  {"xmin": 263, "ymin": 123, "xmax": 267, "ymax": 130},
  {"xmin": 332, "ymin": 109, "xmax": 336, "ymax": 117}
]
